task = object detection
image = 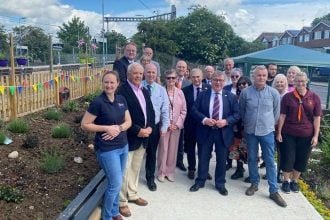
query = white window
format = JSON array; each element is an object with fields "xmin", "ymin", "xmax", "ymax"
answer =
[
  {"xmin": 314, "ymin": 31, "xmax": 322, "ymax": 40},
  {"xmin": 324, "ymin": 30, "xmax": 330, "ymax": 39},
  {"xmin": 299, "ymin": 35, "xmax": 304, "ymax": 42},
  {"xmin": 288, "ymin": 37, "xmax": 292, "ymax": 44},
  {"xmin": 304, "ymin": 34, "xmax": 310, "ymax": 42}
]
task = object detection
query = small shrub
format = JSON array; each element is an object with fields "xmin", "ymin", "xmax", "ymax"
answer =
[
  {"xmin": 0, "ymin": 185, "xmax": 24, "ymax": 203},
  {"xmin": 0, "ymin": 119, "xmax": 5, "ymax": 130},
  {"xmin": 7, "ymin": 119, "xmax": 29, "ymax": 133},
  {"xmin": 320, "ymin": 130, "xmax": 330, "ymax": 165},
  {"xmin": 0, "ymin": 131, "xmax": 6, "ymax": 144},
  {"xmin": 43, "ymin": 108, "xmax": 61, "ymax": 120},
  {"xmin": 52, "ymin": 123, "xmax": 71, "ymax": 138},
  {"xmin": 62, "ymin": 100, "xmax": 79, "ymax": 112},
  {"xmin": 84, "ymin": 90, "xmax": 101, "ymax": 103},
  {"xmin": 40, "ymin": 149, "xmax": 65, "ymax": 174},
  {"xmin": 22, "ymin": 133, "xmax": 39, "ymax": 148}
]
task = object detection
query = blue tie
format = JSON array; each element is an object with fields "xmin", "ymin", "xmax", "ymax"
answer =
[{"xmin": 147, "ymin": 85, "xmax": 152, "ymax": 96}]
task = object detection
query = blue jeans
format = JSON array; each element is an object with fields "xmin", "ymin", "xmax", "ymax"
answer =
[
  {"xmin": 245, "ymin": 132, "xmax": 278, "ymax": 194},
  {"xmin": 96, "ymin": 145, "xmax": 128, "ymax": 220}
]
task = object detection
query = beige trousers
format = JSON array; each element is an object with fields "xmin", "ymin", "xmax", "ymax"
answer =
[{"xmin": 119, "ymin": 145, "xmax": 146, "ymax": 206}]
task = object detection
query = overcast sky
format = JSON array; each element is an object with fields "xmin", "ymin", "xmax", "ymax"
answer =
[{"xmin": 0, "ymin": 0, "xmax": 329, "ymax": 42}]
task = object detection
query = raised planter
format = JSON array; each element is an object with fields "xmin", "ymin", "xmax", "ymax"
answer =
[
  {"xmin": 0, "ymin": 59, "xmax": 9, "ymax": 67},
  {"xmin": 16, "ymin": 57, "xmax": 28, "ymax": 65}
]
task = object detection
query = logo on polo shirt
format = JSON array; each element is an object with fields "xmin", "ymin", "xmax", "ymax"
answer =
[{"xmin": 118, "ymin": 103, "xmax": 125, "ymax": 108}]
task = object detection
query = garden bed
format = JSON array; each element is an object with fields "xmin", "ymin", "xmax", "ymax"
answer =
[{"xmin": 0, "ymin": 101, "xmax": 99, "ymax": 220}]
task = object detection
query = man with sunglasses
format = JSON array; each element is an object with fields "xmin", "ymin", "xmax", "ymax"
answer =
[{"xmin": 189, "ymin": 71, "xmax": 240, "ymax": 196}]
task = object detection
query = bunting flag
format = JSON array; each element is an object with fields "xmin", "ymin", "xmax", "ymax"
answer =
[
  {"xmin": 54, "ymin": 76, "xmax": 59, "ymax": 83},
  {"xmin": 44, "ymin": 81, "xmax": 49, "ymax": 89},
  {"xmin": 0, "ymin": 86, "xmax": 5, "ymax": 95},
  {"xmin": 49, "ymin": 80, "xmax": 54, "ymax": 86},
  {"xmin": 17, "ymin": 85, "xmax": 23, "ymax": 94},
  {"xmin": 70, "ymin": 75, "xmax": 75, "ymax": 81},
  {"xmin": 37, "ymin": 83, "xmax": 43, "ymax": 91},
  {"xmin": 9, "ymin": 86, "xmax": 15, "ymax": 95},
  {"xmin": 32, "ymin": 84, "xmax": 38, "ymax": 92}
]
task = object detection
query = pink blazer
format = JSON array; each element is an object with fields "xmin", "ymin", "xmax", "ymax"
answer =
[{"xmin": 169, "ymin": 87, "xmax": 187, "ymax": 129}]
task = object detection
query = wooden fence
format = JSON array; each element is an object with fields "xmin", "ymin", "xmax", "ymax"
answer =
[{"xmin": 0, "ymin": 65, "xmax": 111, "ymax": 121}]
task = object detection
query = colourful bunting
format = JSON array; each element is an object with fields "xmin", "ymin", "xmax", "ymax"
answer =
[
  {"xmin": 9, "ymin": 86, "xmax": 15, "ymax": 95},
  {"xmin": 0, "ymin": 86, "xmax": 5, "ymax": 95},
  {"xmin": 32, "ymin": 84, "xmax": 38, "ymax": 92},
  {"xmin": 17, "ymin": 85, "xmax": 23, "ymax": 94}
]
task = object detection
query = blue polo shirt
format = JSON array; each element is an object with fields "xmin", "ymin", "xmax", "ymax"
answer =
[{"xmin": 87, "ymin": 92, "xmax": 128, "ymax": 152}]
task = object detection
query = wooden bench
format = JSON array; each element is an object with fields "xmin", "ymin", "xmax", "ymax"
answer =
[{"xmin": 57, "ymin": 170, "xmax": 106, "ymax": 220}]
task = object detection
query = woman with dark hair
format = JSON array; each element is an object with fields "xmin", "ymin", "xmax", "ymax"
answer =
[
  {"xmin": 229, "ymin": 76, "xmax": 252, "ymax": 180},
  {"xmin": 81, "ymin": 70, "xmax": 132, "ymax": 220}
]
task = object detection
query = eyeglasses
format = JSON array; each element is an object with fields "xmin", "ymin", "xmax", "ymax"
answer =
[
  {"xmin": 238, "ymin": 82, "xmax": 248, "ymax": 86},
  {"xmin": 231, "ymin": 75, "xmax": 240, "ymax": 79},
  {"xmin": 212, "ymin": 79, "xmax": 225, "ymax": 82},
  {"xmin": 166, "ymin": 77, "xmax": 177, "ymax": 80}
]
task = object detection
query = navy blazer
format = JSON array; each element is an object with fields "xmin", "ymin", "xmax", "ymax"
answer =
[
  {"xmin": 117, "ymin": 82, "xmax": 155, "ymax": 151},
  {"xmin": 113, "ymin": 56, "xmax": 130, "ymax": 84},
  {"xmin": 223, "ymin": 84, "xmax": 233, "ymax": 92},
  {"xmin": 183, "ymin": 83, "xmax": 211, "ymax": 134},
  {"xmin": 191, "ymin": 89, "xmax": 240, "ymax": 148}
]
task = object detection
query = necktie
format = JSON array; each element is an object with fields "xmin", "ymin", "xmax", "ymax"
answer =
[
  {"xmin": 177, "ymin": 78, "xmax": 182, "ymax": 89},
  {"xmin": 147, "ymin": 85, "xmax": 152, "ymax": 96},
  {"xmin": 195, "ymin": 87, "xmax": 200, "ymax": 101},
  {"xmin": 212, "ymin": 93, "xmax": 220, "ymax": 120}
]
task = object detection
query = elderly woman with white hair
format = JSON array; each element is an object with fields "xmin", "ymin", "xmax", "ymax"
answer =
[
  {"xmin": 286, "ymin": 66, "xmax": 301, "ymax": 92},
  {"xmin": 272, "ymin": 74, "xmax": 288, "ymax": 99},
  {"xmin": 276, "ymin": 72, "xmax": 321, "ymax": 194}
]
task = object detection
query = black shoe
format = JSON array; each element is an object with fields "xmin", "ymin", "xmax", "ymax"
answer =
[
  {"xmin": 262, "ymin": 174, "xmax": 267, "ymax": 180},
  {"xmin": 217, "ymin": 186, "xmax": 228, "ymax": 196},
  {"xmin": 188, "ymin": 170, "xmax": 195, "ymax": 180},
  {"xmin": 226, "ymin": 163, "xmax": 232, "ymax": 170},
  {"xmin": 231, "ymin": 169, "xmax": 244, "ymax": 180},
  {"xmin": 176, "ymin": 163, "xmax": 187, "ymax": 171},
  {"xmin": 281, "ymin": 181, "xmax": 290, "ymax": 194},
  {"xmin": 259, "ymin": 162, "xmax": 266, "ymax": 168},
  {"xmin": 269, "ymin": 192, "xmax": 287, "ymax": 207},
  {"xmin": 244, "ymin": 176, "xmax": 251, "ymax": 183},
  {"xmin": 147, "ymin": 180, "xmax": 157, "ymax": 191},
  {"xmin": 290, "ymin": 181, "xmax": 300, "ymax": 193},
  {"xmin": 190, "ymin": 184, "xmax": 203, "ymax": 192},
  {"xmin": 207, "ymin": 173, "xmax": 212, "ymax": 180}
]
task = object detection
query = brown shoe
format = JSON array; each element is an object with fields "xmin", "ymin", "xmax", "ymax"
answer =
[
  {"xmin": 113, "ymin": 215, "xmax": 124, "ymax": 220},
  {"xmin": 128, "ymin": 197, "xmax": 148, "ymax": 206},
  {"xmin": 119, "ymin": 206, "xmax": 131, "ymax": 217},
  {"xmin": 270, "ymin": 192, "xmax": 287, "ymax": 207},
  {"xmin": 245, "ymin": 184, "xmax": 258, "ymax": 196}
]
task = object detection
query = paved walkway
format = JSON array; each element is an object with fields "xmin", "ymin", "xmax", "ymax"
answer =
[{"xmin": 127, "ymin": 155, "xmax": 322, "ymax": 220}]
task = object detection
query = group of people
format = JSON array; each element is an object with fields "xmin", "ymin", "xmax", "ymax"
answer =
[{"xmin": 80, "ymin": 42, "xmax": 322, "ymax": 220}]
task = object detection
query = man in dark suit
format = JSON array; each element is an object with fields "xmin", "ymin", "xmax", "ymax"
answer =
[
  {"xmin": 175, "ymin": 60, "xmax": 191, "ymax": 172},
  {"xmin": 117, "ymin": 63, "xmax": 155, "ymax": 218},
  {"xmin": 183, "ymin": 68, "xmax": 210, "ymax": 180},
  {"xmin": 113, "ymin": 42, "xmax": 137, "ymax": 84},
  {"xmin": 202, "ymin": 65, "xmax": 215, "ymax": 85},
  {"xmin": 189, "ymin": 71, "xmax": 240, "ymax": 196}
]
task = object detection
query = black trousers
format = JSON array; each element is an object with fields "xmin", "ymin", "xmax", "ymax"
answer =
[
  {"xmin": 184, "ymin": 130, "xmax": 198, "ymax": 171},
  {"xmin": 176, "ymin": 129, "xmax": 184, "ymax": 165},
  {"xmin": 145, "ymin": 123, "xmax": 160, "ymax": 181},
  {"xmin": 195, "ymin": 129, "xmax": 227, "ymax": 188}
]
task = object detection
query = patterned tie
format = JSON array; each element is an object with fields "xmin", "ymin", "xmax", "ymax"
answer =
[
  {"xmin": 195, "ymin": 87, "xmax": 200, "ymax": 101},
  {"xmin": 212, "ymin": 93, "xmax": 220, "ymax": 120},
  {"xmin": 176, "ymin": 78, "xmax": 182, "ymax": 89},
  {"xmin": 147, "ymin": 85, "xmax": 152, "ymax": 96}
]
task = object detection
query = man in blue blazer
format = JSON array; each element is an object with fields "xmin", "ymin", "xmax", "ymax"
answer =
[
  {"xmin": 183, "ymin": 68, "xmax": 211, "ymax": 180},
  {"xmin": 189, "ymin": 71, "xmax": 240, "ymax": 196}
]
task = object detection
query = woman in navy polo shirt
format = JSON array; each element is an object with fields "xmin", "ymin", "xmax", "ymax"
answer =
[
  {"xmin": 276, "ymin": 72, "xmax": 321, "ymax": 194},
  {"xmin": 81, "ymin": 70, "xmax": 132, "ymax": 220}
]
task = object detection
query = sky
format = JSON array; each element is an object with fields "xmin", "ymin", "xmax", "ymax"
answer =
[{"xmin": 0, "ymin": 0, "xmax": 329, "ymax": 43}]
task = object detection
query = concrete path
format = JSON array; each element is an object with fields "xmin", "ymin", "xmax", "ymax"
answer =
[{"xmin": 128, "ymin": 155, "xmax": 322, "ymax": 220}]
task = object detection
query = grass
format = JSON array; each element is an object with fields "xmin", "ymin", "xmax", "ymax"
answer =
[
  {"xmin": 7, "ymin": 119, "xmax": 29, "ymax": 133},
  {"xmin": 40, "ymin": 149, "xmax": 65, "ymax": 174},
  {"xmin": 0, "ymin": 185, "xmax": 24, "ymax": 203},
  {"xmin": 62, "ymin": 100, "xmax": 79, "ymax": 112},
  {"xmin": 43, "ymin": 108, "xmax": 62, "ymax": 121},
  {"xmin": 52, "ymin": 123, "xmax": 71, "ymax": 138},
  {"xmin": 0, "ymin": 131, "xmax": 6, "ymax": 144}
]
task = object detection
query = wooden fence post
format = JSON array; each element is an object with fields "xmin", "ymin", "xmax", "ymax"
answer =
[
  {"xmin": 84, "ymin": 61, "xmax": 88, "ymax": 96},
  {"xmin": 9, "ymin": 34, "xmax": 17, "ymax": 120}
]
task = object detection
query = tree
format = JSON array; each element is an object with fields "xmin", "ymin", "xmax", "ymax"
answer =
[
  {"xmin": 104, "ymin": 30, "xmax": 127, "ymax": 54},
  {"xmin": 311, "ymin": 13, "xmax": 330, "ymax": 27},
  {"xmin": 13, "ymin": 25, "xmax": 49, "ymax": 63},
  {"xmin": 0, "ymin": 25, "xmax": 9, "ymax": 56},
  {"xmin": 57, "ymin": 16, "xmax": 90, "ymax": 54}
]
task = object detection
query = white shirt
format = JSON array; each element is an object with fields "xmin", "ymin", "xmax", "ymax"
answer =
[{"xmin": 193, "ymin": 85, "xmax": 202, "ymax": 101}]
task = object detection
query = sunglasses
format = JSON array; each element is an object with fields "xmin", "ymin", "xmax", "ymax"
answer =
[
  {"xmin": 166, "ymin": 77, "xmax": 177, "ymax": 80},
  {"xmin": 238, "ymin": 82, "xmax": 248, "ymax": 86},
  {"xmin": 231, "ymin": 75, "xmax": 240, "ymax": 79}
]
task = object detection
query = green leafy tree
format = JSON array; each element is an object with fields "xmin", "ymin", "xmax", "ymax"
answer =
[
  {"xmin": 311, "ymin": 13, "xmax": 330, "ymax": 27},
  {"xmin": 228, "ymin": 36, "xmax": 266, "ymax": 57},
  {"xmin": 104, "ymin": 30, "xmax": 127, "ymax": 54},
  {"xmin": 57, "ymin": 16, "xmax": 90, "ymax": 54},
  {"xmin": 13, "ymin": 25, "xmax": 49, "ymax": 62},
  {"xmin": 0, "ymin": 25, "xmax": 9, "ymax": 57}
]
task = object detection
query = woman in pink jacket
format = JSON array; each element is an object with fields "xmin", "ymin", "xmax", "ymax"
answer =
[{"xmin": 157, "ymin": 69, "xmax": 187, "ymax": 182}]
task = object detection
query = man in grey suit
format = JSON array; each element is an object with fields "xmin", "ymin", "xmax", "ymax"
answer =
[{"xmin": 175, "ymin": 60, "xmax": 191, "ymax": 171}]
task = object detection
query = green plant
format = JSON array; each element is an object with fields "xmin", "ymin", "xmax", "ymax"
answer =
[
  {"xmin": 0, "ymin": 52, "xmax": 7, "ymax": 59},
  {"xmin": 40, "ymin": 149, "xmax": 65, "ymax": 174},
  {"xmin": 22, "ymin": 133, "xmax": 39, "ymax": 148},
  {"xmin": 7, "ymin": 119, "xmax": 29, "ymax": 133},
  {"xmin": 84, "ymin": 90, "xmax": 102, "ymax": 103},
  {"xmin": 62, "ymin": 100, "xmax": 79, "ymax": 112},
  {"xmin": 320, "ymin": 130, "xmax": 330, "ymax": 165},
  {"xmin": 0, "ymin": 185, "xmax": 24, "ymax": 203},
  {"xmin": 52, "ymin": 123, "xmax": 71, "ymax": 138},
  {"xmin": 0, "ymin": 131, "xmax": 6, "ymax": 144},
  {"xmin": 63, "ymin": 199, "xmax": 71, "ymax": 209},
  {"xmin": 43, "ymin": 108, "xmax": 62, "ymax": 120}
]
